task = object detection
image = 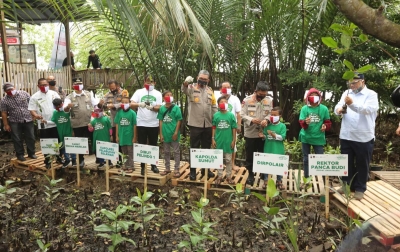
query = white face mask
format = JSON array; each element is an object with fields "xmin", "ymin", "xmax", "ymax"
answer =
[
  {"xmin": 39, "ymin": 86, "xmax": 49, "ymax": 93},
  {"xmin": 121, "ymin": 103, "xmax": 130, "ymax": 110},
  {"xmin": 270, "ymin": 116, "xmax": 280, "ymax": 123}
]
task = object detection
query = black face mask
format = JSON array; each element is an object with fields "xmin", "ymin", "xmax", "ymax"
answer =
[
  {"xmin": 256, "ymin": 95, "xmax": 266, "ymax": 101},
  {"xmin": 49, "ymin": 80, "xmax": 56, "ymax": 86},
  {"xmin": 111, "ymin": 90, "xmax": 117, "ymax": 95},
  {"xmin": 197, "ymin": 79, "xmax": 208, "ymax": 86}
]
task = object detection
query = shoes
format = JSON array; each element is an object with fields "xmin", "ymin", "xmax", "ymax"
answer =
[
  {"xmin": 79, "ymin": 161, "xmax": 85, "ymax": 167},
  {"xmin": 56, "ymin": 158, "xmax": 63, "ymax": 164},
  {"xmin": 116, "ymin": 162, "xmax": 122, "ymax": 168},
  {"xmin": 201, "ymin": 169, "xmax": 215, "ymax": 178},
  {"xmin": 354, "ymin": 191, "xmax": 364, "ymax": 200},
  {"xmin": 246, "ymin": 177, "xmax": 254, "ymax": 186},
  {"xmin": 141, "ymin": 166, "xmax": 145, "ymax": 176},
  {"xmin": 28, "ymin": 154, "xmax": 37, "ymax": 159},
  {"xmin": 62, "ymin": 160, "xmax": 70, "ymax": 169},
  {"xmin": 98, "ymin": 163, "xmax": 105, "ymax": 168},
  {"xmin": 189, "ymin": 175, "xmax": 196, "ymax": 181},
  {"xmin": 45, "ymin": 163, "xmax": 51, "ymax": 169},
  {"xmin": 71, "ymin": 161, "xmax": 77, "ymax": 168},
  {"xmin": 151, "ymin": 165, "xmax": 159, "ymax": 173},
  {"xmin": 17, "ymin": 155, "xmax": 26, "ymax": 161}
]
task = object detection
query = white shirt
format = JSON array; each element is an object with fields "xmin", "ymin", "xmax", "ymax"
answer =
[
  {"xmin": 226, "ymin": 95, "xmax": 241, "ymax": 121},
  {"xmin": 28, "ymin": 90, "xmax": 60, "ymax": 129},
  {"xmin": 63, "ymin": 90, "xmax": 99, "ymax": 108},
  {"xmin": 131, "ymin": 88, "xmax": 162, "ymax": 127},
  {"xmin": 334, "ymin": 86, "xmax": 378, "ymax": 142}
]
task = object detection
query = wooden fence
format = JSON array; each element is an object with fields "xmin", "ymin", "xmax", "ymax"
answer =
[
  {"xmin": 0, "ymin": 62, "xmax": 72, "ymax": 97},
  {"xmin": 72, "ymin": 69, "xmax": 136, "ymax": 90}
]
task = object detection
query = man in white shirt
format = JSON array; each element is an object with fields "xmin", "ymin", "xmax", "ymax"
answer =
[
  {"xmin": 334, "ymin": 73, "xmax": 378, "ymax": 200},
  {"xmin": 219, "ymin": 81, "xmax": 242, "ymax": 171},
  {"xmin": 130, "ymin": 74, "xmax": 162, "ymax": 175},
  {"xmin": 28, "ymin": 78, "xmax": 61, "ymax": 168}
]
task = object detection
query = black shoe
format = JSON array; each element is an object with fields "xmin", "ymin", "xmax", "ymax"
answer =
[
  {"xmin": 62, "ymin": 160, "xmax": 70, "ymax": 169},
  {"xmin": 246, "ymin": 177, "xmax": 254, "ymax": 185},
  {"xmin": 116, "ymin": 162, "xmax": 122, "ymax": 168},
  {"xmin": 28, "ymin": 154, "xmax": 37, "ymax": 159},
  {"xmin": 151, "ymin": 165, "xmax": 159, "ymax": 173},
  {"xmin": 17, "ymin": 155, "xmax": 26, "ymax": 161},
  {"xmin": 207, "ymin": 171, "xmax": 215, "ymax": 178},
  {"xmin": 141, "ymin": 167, "xmax": 145, "ymax": 176},
  {"xmin": 109, "ymin": 162, "xmax": 114, "ymax": 168},
  {"xmin": 98, "ymin": 163, "xmax": 105, "ymax": 168},
  {"xmin": 189, "ymin": 175, "xmax": 196, "ymax": 181},
  {"xmin": 56, "ymin": 158, "xmax": 63, "ymax": 164},
  {"xmin": 79, "ymin": 161, "xmax": 85, "ymax": 167},
  {"xmin": 71, "ymin": 161, "xmax": 77, "ymax": 168}
]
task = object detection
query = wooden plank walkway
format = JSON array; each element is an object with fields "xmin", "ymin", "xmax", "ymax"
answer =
[
  {"xmin": 331, "ymin": 180, "xmax": 400, "ymax": 246},
  {"xmin": 370, "ymin": 171, "xmax": 400, "ymax": 190},
  {"xmin": 10, "ymin": 151, "xmax": 62, "ymax": 175}
]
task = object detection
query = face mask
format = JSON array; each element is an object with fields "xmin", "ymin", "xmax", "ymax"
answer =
[
  {"xmin": 197, "ymin": 79, "xmax": 208, "ymax": 86},
  {"xmin": 270, "ymin": 116, "xmax": 280, "ymax": 123},
  {"xmin": 93, "ymin": 112, "xmax": 103, "ymax": 118},
  {"xmin": 73, "ymin": 84, "xmax": 83, "ymax": 91},
  {"xmin": 308, "ymin": 96, "xmax": 320, "ymax": 103},
  {"xmin": 256, "ymin": 95, "xmax": 265, "ymax": 101},
  {"xmin": 48, "ymin": 80, "xmax": 56, "ymax": 86},
  {"xmin": 39, "ymin": 86, "xmax": 49, "ymax": 93},
  {"xmin": 219, "ymin": 103, "xmax": 228, "ymax": 111},
  {"xmin": 111, "ymin": 89, "xmax": 118, "ymax": 95},
  {"xmin": 6, "ymin": 90, "xmax": 16, "ymax": 96},
  {"xmin": 121, "ymin": 103, "xmax": 130, "ymax": 110},
  {"xmin": 164, "ymin": 96, "xmax": 173, "ymax": 103},
  {"xmin": 220, "ymin": 88, "xmax": 232, "ymax": 96},
  {"xmin": 55, "ymin": 106, "xmax": 64, "ymax": 112},
  {"xmin": 144, "ymin": 84, "xmax": 154, "ymax": 91}
]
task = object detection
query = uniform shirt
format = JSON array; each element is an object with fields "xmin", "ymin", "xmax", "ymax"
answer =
[
  {"xmin": 0, "ymin": 90, "xmax": 32, "ymax": 123},
  {"xmin": 262, "ymin": 122, "xmax": 286, "ymax": 154},
  {"xmin": 334, "ymin": 86, "xmax": 378, "ymax": 142},
  {"xmin": 212, "ymin": 111, "xmax": 237, "ymax": 154},
  {"xmin": 103, "ymin": 89, "xmax": 123, "ymax": 127},
  {"xmin": 157, "ymin": 105, "xmax": 183, "ymax": 143},
  {"xmin": 28, "ymin": 90, "xmax": 60, "ymax": 129},
  {"xmin": 114, "ymin": 109, "xmax": 137, "ymax": 146},
  {"xmin": 298, "ymin": 104, "xmax": 330, "ymax": 145},
  {"xmin": 64, "ymin": 90, "xmax": 99, "ymax": 108},
  {"xmin": 181, "ymin": 83, "xmax": 217, "ymax": 128},
  {"xmin": 130, "ymin": 88, "xmax": 162, "ymax": 127},
  {"xmin": 240, "ymin": 94, "xmax": 273, "ymax": 138}
]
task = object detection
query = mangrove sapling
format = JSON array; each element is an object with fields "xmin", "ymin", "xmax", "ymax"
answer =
[
  {"xmin": 178, "ymin": 198, "xmax": 219, "ymax": 251},
  {"xmin": 35, "ymin": 239, "xmax": 51, "ymax": 252},
  {"xmin": 43, "ymin": 176, "xmax": 63, "ymax": 208},
  {"xmin": 94, "ymin": 205, "xmax": 136, "ymax": 252},
  {"xmin": 223, "ymin": 183, "xmax": 248, "ymax": 208},
  {"xmin": 0, "ymin": 180, "xmax": 18, "ymax": 209}
]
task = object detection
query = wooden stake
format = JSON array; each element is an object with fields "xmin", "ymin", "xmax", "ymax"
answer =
[
  {"xmin": 265, "ymin": 175, "xmax": 271, "ymax": 206},
  {"xmin": 204, "ymin": 169, "xmax": 208, "ymax": 199},
  {"xmin": 325, "ymin": 175, "xmax": 329, "ymax": 219},
  {"xmin": 76, "ymin": 154, "xmax": 80, "ymax": 187},
  {"xmin": 106, "ymin": 159, "xmax": 109, "ymax": 192},
  {"xmin": 51, "ymin": 159, "xmax": 55, "ymax": 180},
  {"xmin": 144, "ymin": 163, "xmax": 147, "ymax": 191}
]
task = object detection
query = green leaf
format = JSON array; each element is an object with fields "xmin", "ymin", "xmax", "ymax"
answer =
[
  {"xmin": 178, "ymin": 240, "xmax": 191, "ymax": 249},
  {"xmin": 334, "ymin": 48, "xmax": 346, "ymax": 55},
  {"xmin": 134, "ymin": 222, "xmax": 143, "ymax": 231},
  {"xmin": 111, "ymin": 233, "xmax": 124, "ymax": 247},
  {"xmin": 143, "ymin": 214, "xmax": 156, "ymax": 222},
  {"xmin": 267, "ymin": 207, "xmax": 280, "ymax": 215},
  {"xmin": 343, "ymin": 60, "xmax": 354, "ymax": 71},
  {"xmin": 330, "ymin": 23, "xmax": 344, "ymax": 32},
  {"xmin": 36, "ymin": 239, "xmax": 44, "ymax": 249},
  {"xmin": 350, "ymin": 23, "xmax": 358, "ymax": 30},
  {"xmin": 359, "ymin": 34, "xmax": 368, "ymax": 42},
  {"xmin": 142, "ymin": 191, "xmax": 154, "ymax": 202},
  {"xmin": 341, "ymin": 34, "xmax": 351, "ymax": 49},
  {"xmin": 272, "ymin": 216, "xmax": 287, "ymax": 222},
  {"xmin": 97, "ymin": 233, "xmax": 112, "ymax": 239},
  {"xmin": 202, "ymin": 226, "xmax": 213, "ymax": 234},
  {"xmin": 5, "ymin": 180, "xmax": 15, "ymax": 186},
  {"xmin": 117, "ymin": 220, "xmax": 134, "ymax": 230},
  {"xmin": 267, "ymin": 179, "xmax": 278, "ymax": 199},
  {"xmin": 191, "ymin": 211, "xmax": 202, "ymax": 224},
  {"xmin": 190, "ymin": 235, "xmax": 203, "ymax": 246},
  {"xmin": 342, "ymin": 71, "xmax": 355, "ymax": 80},
  {"xmin": 181, "ymin": 224, "xmax": 192, "ymax": 234},
  {"xmin": 94, "ymin": 224, "xmax": 114, "ymax": 232},
  {"xmin": 116, "ymin": 205, "xmax": 128, "ymax": 216},
  {"xmin": 251, "ymin": 192, "xmax": 267, "ymax": 202},
  {"xmin": 235, "ymin": 183, "xmax": 243, "ymax": 193},
  {"xmin": 356, "ymin": 64, "xmax": 372, "ymax": 73},
  {"xmin": 101, "ymin": 209, "xmax": 117, "ymax": 220},
  {"xmin": 321, "ymin": 37, "xmax": 338, "ymax": 48}
]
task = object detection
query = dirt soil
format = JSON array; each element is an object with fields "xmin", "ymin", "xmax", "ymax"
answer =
[{"xmin": 0, "ymin": 139, "xmax": 390, "ymax": 252}]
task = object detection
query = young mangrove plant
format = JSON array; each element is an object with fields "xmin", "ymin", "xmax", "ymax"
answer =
[
  {"xmin": 43, "ymin": 176, "xmax": 63, "ymax": 207},
  {"xmin": 223, "ymin": 183, "xmax": 248, "ymax": 208},
  {"xmin": 0, "ymin": 180, "xmax": 18, "ymax": 209}
]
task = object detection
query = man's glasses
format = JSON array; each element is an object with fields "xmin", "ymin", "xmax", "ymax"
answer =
[{"xmin": 347, "ymin": 80, "xmax": 361, "ymax": 85}]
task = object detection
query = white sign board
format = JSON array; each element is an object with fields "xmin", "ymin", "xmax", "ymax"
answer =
[
  {"xmin": 96, "ymin": 141, "xmax": 119, "ymax": 162},
  {"xmin": 253, "ymin": 152, "xmax": 289, "ymax": 175},
  {"xmin": 190, "ymin": 148, "xmax": 224, "ymax": 169},
  {"xmin": 40, "ymin": 138, "xmax": 59, "ymax": 155},
  {"xmin": 65, "ymin": 137, "xmax": 89, "ymax": 155},
  {"xmin": 133, "ymin": 143, "xmax": 159, "ymax": 165},
  {"xmin": 309, "ymin": 154, "xmax": 348, "ymax": 176}
]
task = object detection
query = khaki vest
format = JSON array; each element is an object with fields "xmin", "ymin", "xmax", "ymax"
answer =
[{"xmin": 67, "ymin": 91, "xmax": 93, "ymax": 128}]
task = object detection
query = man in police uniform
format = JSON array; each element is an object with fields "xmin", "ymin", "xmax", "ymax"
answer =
[
  {"xmin": 64, "ymin": 78, "xmax": 104, "ymax": 167},
  {"xmin": 240, "ymin": 81, "xmax": 272, "ymax": 185},
  {"xmin": 182, "ymin": 70, "xmax": 218, "ymax": 180},
  {"xmin": 47, "ymin": 75, "xmax": 66, "ymax": 101}
]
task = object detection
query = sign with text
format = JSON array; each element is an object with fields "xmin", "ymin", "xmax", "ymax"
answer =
[
  {"xmin": 65, "ymin": 137, "xmax": 89, "ymax": 154},
  {"xmin": 253, "ymin": 153, "xmax": 289, "ymax": 175},
  {"xmin": 96, "ymin": 141, "xmax": 119, "ymax": 162},
  {"xmin": 133, "ymin": 144, "xmax": 159, "ymax": 165},
  {"xmin": 309, "ymin": 154, "xmax": 348, "ymax": 176},
  {"xmin": 40, "ymin": 138, "xmax": 59, "ymax": 155},
  {"xmin": 190, "ymin": 149, "xmax": 223, "ymax": 169}
]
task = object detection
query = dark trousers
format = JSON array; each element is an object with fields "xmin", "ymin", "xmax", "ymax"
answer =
[
  {"xmin": 245, "ymin": 137, "xmax": 264, "ymax": 180},
  {"xmin": 189, "ymin": 126, "xmax": 212, "ymax": 175},
  {"xmin": 10, "ymin": 121, "xmax": 36, "ymax": 157},
  {"xmin": 341, "ymin": 138, "xmax": 374, "ymax": 193},
  {"xmin": 40, "ymin": 127, "xmax": 59, "ymax": 164},
  {"xmin": 302, "ymin": 143, "xmax": 324, "ymax": 178},
  {"xmin": 73, "ymin": 126, "xmax": 92, "ymax": 162},
  {"xmin": 137, "ymin": 126, "xmax": 159, "ymax": 167}
]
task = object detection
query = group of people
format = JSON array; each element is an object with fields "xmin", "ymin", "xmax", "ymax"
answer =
[
  {"xmin": 62, "ymin": 49, "xmax": 102, "ymax": 71},
  {"xmin": 0, "ymin": 70, "xmax": 392, "ymax": 200}
]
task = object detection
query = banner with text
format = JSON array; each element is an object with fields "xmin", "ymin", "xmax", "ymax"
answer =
[
  {"xmin": 65, "ymin": 137, "xmax": 89, "ymax": 154},
  {"xmin": 253, "ymin": 152, "xmax": 289, "ymax": 175},
  {"xmin": 133, "ymin": 144, "xmax": 159, "ymax": 165},
  {"xmin": 96, "ymin": 141, "xmax": 119, "ymax": 162},
  {"xmin": 190, "ymin": 149, "xmax": 223, "ymax": 169},
  {"xmin": 309, "ymin": 154, "xmax": 348, "ymax": 176},
  {"xmin": 40, "ymin": 138, "xmax": 59, "ymax": 155}
]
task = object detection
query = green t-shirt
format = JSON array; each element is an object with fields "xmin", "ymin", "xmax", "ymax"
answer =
[
  {"xmin": 51, "ymin": 110, "xmax": 73, "ymax": 142},
  {"xmin": 262, "ymin": 122, "xmax": 286, "ymax": 154},
  {"xmin": 114, "ymin": 109, "xmax": 137, "ymax": 146},
  {"xmin": 212, "ymin": 111, "xmax": 237, "ymax": 153},
  {"xmin": 90, "ymin": 116, "xmax": 112, "ymax": 151},
  {"xmin": 157, "ymin": 105, "xmax": 183, "ymax": 143},
  {"xmin": 298, "ymin": 104, "xmax": 330, "ymax": 145}
]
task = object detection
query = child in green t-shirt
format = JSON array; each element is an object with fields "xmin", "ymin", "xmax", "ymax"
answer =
[
  {"xmin": 258, "ymin": 107, "xmax": 287, "ymax": 190},
  {"xmin": 88, "ymin": 108, "xmax": 113, "ymax": 168},
  {"xmin": 114, "ymin": 95, "xmax": 137, "ymax": 172},
  {"xmin": 212, "ymin": 96, "xmax": 237, "ymax": 185},
  {"xmin": 298, "ymin": 88, "xmax": 331, "ymax": 178},
  {"xmin": 51, "ymin": 98, "xmax": 76, "ymax": 170},
  {"xmin": 157, "ymin": 91, "xmax": 183, "ymax": 178}
]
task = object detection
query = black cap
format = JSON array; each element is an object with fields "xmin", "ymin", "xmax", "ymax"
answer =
[
  {"xmin": 72, "ymin": 78, "xmax": 83, "ymax": 84},
  {"xmin": 353, "ymin": 73, "xmax": 364, "ymax": 79}
]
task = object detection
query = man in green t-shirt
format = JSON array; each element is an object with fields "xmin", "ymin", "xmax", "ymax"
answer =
[
  {"xmin": 51, "ymin": 98, "xmax": 76, "ymax": 171},
  {"xmin": 157, "ymin": 91, "xmax": 183, "ymax": 178},
  {"xmin": 115, "ymin": 95, "xmax": 137, "ymax": 172},
  {"xmin": 212, "ymin": 97, "xmax": 237, "ymax": 185}
]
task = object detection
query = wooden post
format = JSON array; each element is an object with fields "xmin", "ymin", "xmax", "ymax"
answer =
[
  {"xmin": 0, "ymin": 0, "xmax": 10, "ymax": 80},
  {"xmin": 204, "ymin": 169, "xmax": 208, "ymax": 199},
  {"xmin": 76, "ymin": 154, "xmax": 81, "ymax": 187},
  {"xmin": 51, "ymin": 159, "xmax": 55, "ymax": 180},
  {"xmin": 106, "ymin": 159, "xmax": 109, "ymax": 192},
  {"xmin": 144, "ymin": 163, "xmax": 147, "ymax": 191},
  {"xmin": 265, "ymin": 175, "xmax": 271, "ymax": 206},
  {"xmin": 325, "ymin": 175, "xmax": 329, "ymax": 219}
]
